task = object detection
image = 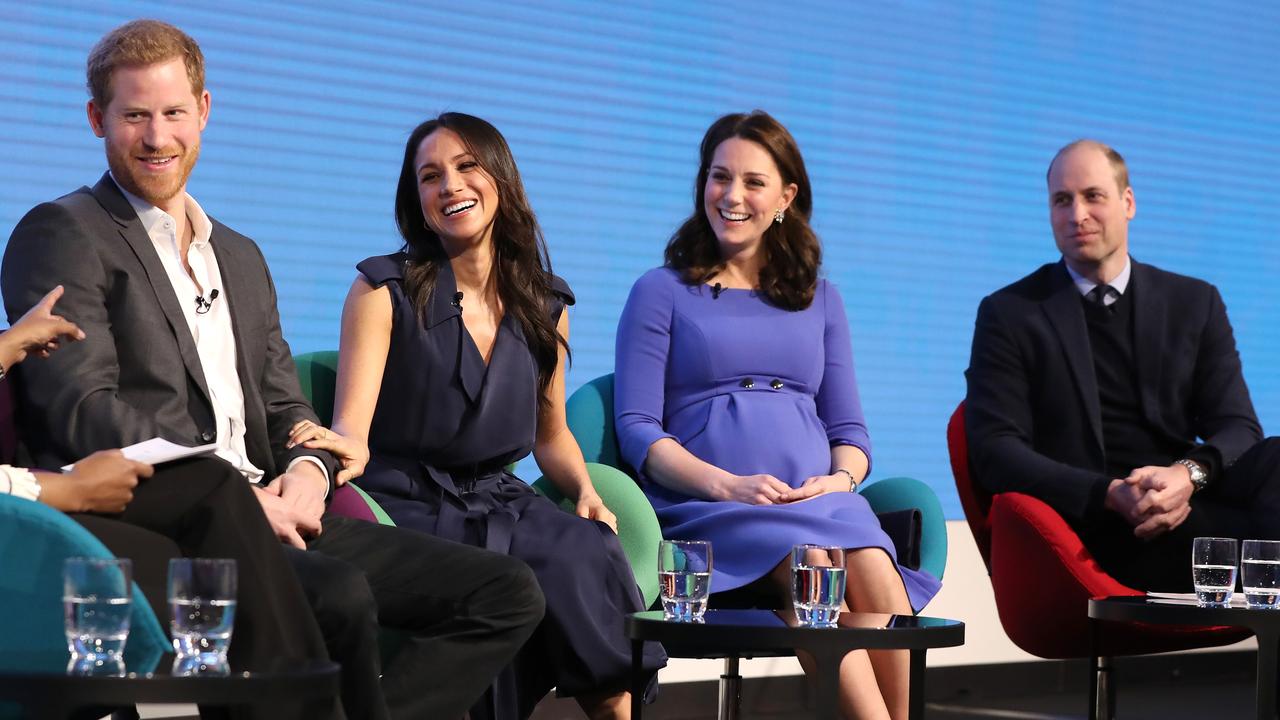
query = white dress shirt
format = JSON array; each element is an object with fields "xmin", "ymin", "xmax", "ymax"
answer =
[{"xmin": 1065, "ymin": 255, "xmax": 1132, "ymax": 305}]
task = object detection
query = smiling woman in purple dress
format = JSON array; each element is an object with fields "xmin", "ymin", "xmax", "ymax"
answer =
[{"xmin": 614, "ymin": 110, "xmax": 940, "ymax": 720}]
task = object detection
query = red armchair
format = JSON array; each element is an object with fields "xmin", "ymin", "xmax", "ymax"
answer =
[{"xmin": 947, "ymin": 402, "xmax": 1248, "ymax": 719}]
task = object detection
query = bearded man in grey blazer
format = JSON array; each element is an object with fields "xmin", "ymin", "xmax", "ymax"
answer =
[{"xmin": 2, "ymin": 20, "xmax": 543, "ymax": 720}]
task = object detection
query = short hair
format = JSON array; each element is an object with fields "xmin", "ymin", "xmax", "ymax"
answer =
[
  {"xmin": 86, "ymin": 19, "xmax": 205, "ymax": 107},
  {"xmin": 1047, "ymin": 139, "xmax": 1130, "ymax": 192}
]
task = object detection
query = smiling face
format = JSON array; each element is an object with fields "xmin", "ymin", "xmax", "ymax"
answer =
[
  {"xmin": 87, "ymin": 57, "xmax": 208, "ymax": 214},
  {"xmin": 1048, "ymin": 143, "xmax": 1135, "ymax": 282},
  {"xmin": 415, "ymin": 127, "xmax": 500, "ymax": 251},
  {"xmin": 703, "ymin": 137, "xmax": 797, "ymax": 259}
]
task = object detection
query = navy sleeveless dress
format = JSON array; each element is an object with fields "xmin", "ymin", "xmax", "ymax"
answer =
[{"xmin": 353, "ymin": 253, "xmax": 664, "ymax": 719}]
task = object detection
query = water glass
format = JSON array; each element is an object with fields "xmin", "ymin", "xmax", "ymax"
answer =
[
  {"xmin": 658, "ymin": 540, "xmax": 712, "ymax": 622},
  {"xmin": 1191, "ymin": 537, "xmax": 1238, "ymax": 607},
  {"xmin": 791, "ymin": 545, "xmax": 847, "ymax": 627},
  {"xmin": 63, "ymin": 557, "xmax": 132, "ymax": 676},
  {"xmin": 168, "ymin": 558, "xmax": 238, "ymax": 675},
  {"xmin": 1242, "ymin": 539, "xmax": 1280, "ymax": 609}
]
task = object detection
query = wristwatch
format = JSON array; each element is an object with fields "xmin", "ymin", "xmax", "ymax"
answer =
[{"xmin": 1175, "ymin": 459, "xmax": 1208, "ymax": 494}]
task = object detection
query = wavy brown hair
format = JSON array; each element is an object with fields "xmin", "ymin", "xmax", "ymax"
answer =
[
  {"xmin": 665, "ymin": 110, "xmax": 821, "ymax": 310},
  {"xmin": 394, "ymin": 113, "xmax": 567, "ymax": 408}
]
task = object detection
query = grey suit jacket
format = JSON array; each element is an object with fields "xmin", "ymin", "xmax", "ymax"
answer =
[{"xmin": 2, "ymin": 173, "xmax": 333, "ymax": 487}]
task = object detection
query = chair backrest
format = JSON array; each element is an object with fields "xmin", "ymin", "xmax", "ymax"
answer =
[
  {"xmin": 565, "ymin": 373, "xmax": 631, "ymax": 474},
  {"xmin": 947, "ymin": 401, "xmax": 993, "ymax": 570},
  {"xmin": 294, "ymin": 350, "xmax": 340, "ymax": 426}
]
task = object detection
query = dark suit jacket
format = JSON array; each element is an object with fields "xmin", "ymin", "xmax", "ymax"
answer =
[
  {"xmin": 964, "ymin": 258, "xmax": 1261, "ymax": 525},
  {"xmin": 2, "ymin": 173, "xmax": 334, "ymax": 489}
]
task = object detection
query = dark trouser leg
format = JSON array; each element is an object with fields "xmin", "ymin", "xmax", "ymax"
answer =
[
  {"xmin": 285, "ymin": 545, "xmax": 386, "ymax": 720},
  {"xmin": 71, "ymin": 515, "xmax": 180, "ymax": 620},
  {"xmin": 110, "ymin": 457, "xmax": 329, "ymax": 670},
  {"xmin": 307, "ymin": 515, "xmax": 545, "ymax": 720}
]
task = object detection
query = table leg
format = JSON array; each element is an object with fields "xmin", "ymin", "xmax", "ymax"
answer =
[
  {"xmin": 632, "ymin": 638, "xmax": 645, "ymax": 719},
  {"xmin": 908, "ymin": 649, "xmax": 926, "ymax": 720},
  {"xmin": 808, "ymin": 649, "xmax": 844, "ymax": 720},
  {"xmin": 1254, "ymin": 629, "xmax": 1278, "ymax": 720}
]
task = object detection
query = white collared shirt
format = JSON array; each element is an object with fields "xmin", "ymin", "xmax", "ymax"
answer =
[
  {"xmin": 113, "ymin": 176, "xmax": 265, "ymax": 482},
  {"xmin": 1065, "ymin": 255, "xmax": 1132, "ymax": 306}
]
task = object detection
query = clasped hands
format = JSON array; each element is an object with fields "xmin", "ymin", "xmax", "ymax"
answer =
[
  {"xmin": 718, "ymin": 473, "xmax": 854, "ymax": 505},
  {"xmin": 1106, "ymin": 463, "xmax": 1196, "ymax": 540}
]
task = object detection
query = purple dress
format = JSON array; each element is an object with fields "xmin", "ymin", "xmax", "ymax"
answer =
[{"xmin": 614, "ymin": 267, "xmax": 940, "ymax": 612}]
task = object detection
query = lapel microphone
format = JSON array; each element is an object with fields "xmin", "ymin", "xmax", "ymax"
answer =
[
  {"xmin": 195, "ymin": 288, "xmax": 219, "ymax": 314},
  {"xmin": 711, "ymin": 283, "xmax": 723, "ymax": 299},
  {"xmin": 451, "ymin": 291, "xmax": 464, "ymax": 309}
]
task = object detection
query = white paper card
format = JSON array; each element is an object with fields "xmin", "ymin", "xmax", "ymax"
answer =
[{"xmin": 61, "ymin": 438, "xmax": 218, "ymax": 472}]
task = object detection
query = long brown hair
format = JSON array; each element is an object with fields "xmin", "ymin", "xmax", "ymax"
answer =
[
  {"xmin": 665, "ymin": 110, "xmax": 821, "ymax": 310},
  {"xmin": 394, "ymin": 113, "xmax": 567, "ymax": 407}
]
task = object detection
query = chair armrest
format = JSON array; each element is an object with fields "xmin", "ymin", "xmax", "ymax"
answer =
[
  {"xmin": 860, "ymin": 476, "xmax": 948, "ymax": 581},
  {"xmin": 533, "ymin": 463, "xmax": 662, "ymax": 608}
]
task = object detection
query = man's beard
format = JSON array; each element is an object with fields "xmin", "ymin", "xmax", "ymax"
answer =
[{"xmin": 107, "ymin": 141, "xmax": 200, "ymax": 208}]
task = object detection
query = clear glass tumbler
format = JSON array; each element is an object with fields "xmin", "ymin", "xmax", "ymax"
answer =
[
  {"xmin": 791, "ymin": 545, "xmax": 846, "ymax": 627},
  {"xmin": 1242, "ymin": 539, "xmax": 1280, "ymax": 609},
  {"xmin": 1191, "ymin": 537, "xmax": 1238, "ymax": 607},
  {"xmin": 168, "ymin": 558, "xmax": 238, "ymax": 675},
  {"xmin": 658, "ymin": 540, "xmax": 712, "ymax": 622},
  {"xmin": 63, "ymin": 557, "xmax": 132, "ymax": 676}
]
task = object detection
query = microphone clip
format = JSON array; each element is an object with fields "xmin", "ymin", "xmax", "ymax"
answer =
[
  {"xmin": 195, "ymin": 288, "xmax": 219, "ymax": 315},
  {"xmin": 711, "ymin": 283, "xmax": 723, "ymax": 299}
]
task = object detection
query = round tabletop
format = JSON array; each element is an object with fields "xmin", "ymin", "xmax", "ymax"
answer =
[
  {"xmin": 0, "ymin": 660, "xmax": 340, "ymax": 712},
  {"xmin": 626, "ymin": 609, "xmax": 964, "ymax": 657},
  {"xmin": 1089, "ymin": 595, "xmax": 1280, "ymax": 632}
]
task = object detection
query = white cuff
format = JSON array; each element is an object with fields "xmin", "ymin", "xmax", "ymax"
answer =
[
  {"xmin": 286, "ymin": 456, "xmax": 331, "ymax": 500},
  {"xmin": 0, "ymin": 464, "xmax": 41, "ymax": 501}
]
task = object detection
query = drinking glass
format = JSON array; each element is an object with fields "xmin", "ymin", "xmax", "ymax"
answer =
[
  {"xmin": 1191, "ymin": 537, "xmax": 1237, "ymax": 607},
  {"xmin": 791, "ymin": 545, "xmax": 847, "ymax": 627},
  {"xmin": 1242, "ymin": 539, "xmax": 1280, "ymax": 609},
  {"xmin": 168, "ymin": 558, "xmax": 238, "ymax": 675},
  {"xmin": 63, "ymin": 557, "xmax": 132, "ymax": 676},
  {"xmin": 658, "ymin": 540, "xmax": 712, "ymax": 622}
]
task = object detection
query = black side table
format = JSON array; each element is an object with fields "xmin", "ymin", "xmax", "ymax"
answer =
[
  {"xmin": 0, "ymin": 660, "xmax": 340, "ymax": 720},
  {"xmin": 1090, "ymin": 596, "xmax": 1277, "ymax": 720},
  {"xmin": 627, "ymin": 609, "xmax": 964, "ymax": 720}
]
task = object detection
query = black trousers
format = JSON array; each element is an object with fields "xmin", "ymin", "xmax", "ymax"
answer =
[
  {"xmin": 73, "ymin": 457, "xmax": 331, "ymax": 719},
  {"xmin": 1083, "ymin": 437, "xmax": 1280, "ymax": 591},
  {"xmin": 76, "ymin": 457, "xmax": 545, "ymax": 720},
  {"xmin": 292, "ymin": 514, "xmax": 546, "ymax": 720}
]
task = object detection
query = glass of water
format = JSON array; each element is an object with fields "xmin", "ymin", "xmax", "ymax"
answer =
[
  {"xmin": 658, "ymin": 540, "xmax": 712, "ymax": 622},
  {"xmin": 791, "ymin": 545, "xmax": 847, "ymax": 628},
  {"xmin": 1242, "ymin": 539, "xmax": 1280, "ymax": 609},
  {"xmin": 168, "ymin": 558, "xmax": 238, "ymax": 675},
  {"xmin": 1191, "ymin": 537, "xmax": 1238, "ymax": 607},
  {"xmin": 63, "ymin": 557, "xmax": 132, "ymax": 676}
]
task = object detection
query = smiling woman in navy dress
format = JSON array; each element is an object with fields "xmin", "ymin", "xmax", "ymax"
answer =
[
  {"xmin": 614, "ymin": 110, "xmax": 940, "ymax": 720},
  {"xmin": 291, "ymin": 113, "xmax": 664, "ymax": 720}
]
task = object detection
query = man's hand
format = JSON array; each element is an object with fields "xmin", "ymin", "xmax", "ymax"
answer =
[
  {"xmin": 574, "ymin": 491, "xmax": 618, "ymax": 534},
  {"xmin": 255, "ymin": 464, "xmax": 327, "ymax": 549},
  {"xmin": 1127, "ymin": 464, "xmax": 1195, "ymax": 539},
  {"xmin": 287, "ymin": 420, "xmax": 368, "ymax": 486},
  {"xmin": 778, "ymin": 474, "xmax": 851, "ymax": 503},
  {"xmin": 0, "ymin": 285, "xmax": 85, "ymax": 369},
  {"xmin": 43, "ymin": 449, "xmax": 153, "ymax": 513},
  {"xmin": 715, "ymin": 473, "xmax": 792, "ymax": 505},
  {"xmin": 1104, "ymin": 477, "xmax": 1147, "ymax": 526}
]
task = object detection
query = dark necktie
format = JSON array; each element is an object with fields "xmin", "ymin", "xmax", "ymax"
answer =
[{"xmin": 1087, "ymin": 284, "xmax": 1117, "ymax": 314}]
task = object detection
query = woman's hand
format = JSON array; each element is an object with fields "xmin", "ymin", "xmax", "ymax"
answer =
[
  {"xmin": 717, "ymin": 473, "xmax": 792, "ymax": 505},
  {"xmin": 287, "ymin": 420, "xmax": 370, "ymax": 486},
  {"xmin": 777, "ymin": 474, "xmax": 853, "ymax": 503},
  {"xmin": 575, "ymin": 491, "xmax": 618, "ymax": 533},
  {"xmin": 0, "ymin": 285, "xmax": 84, "ymax": 368}
]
